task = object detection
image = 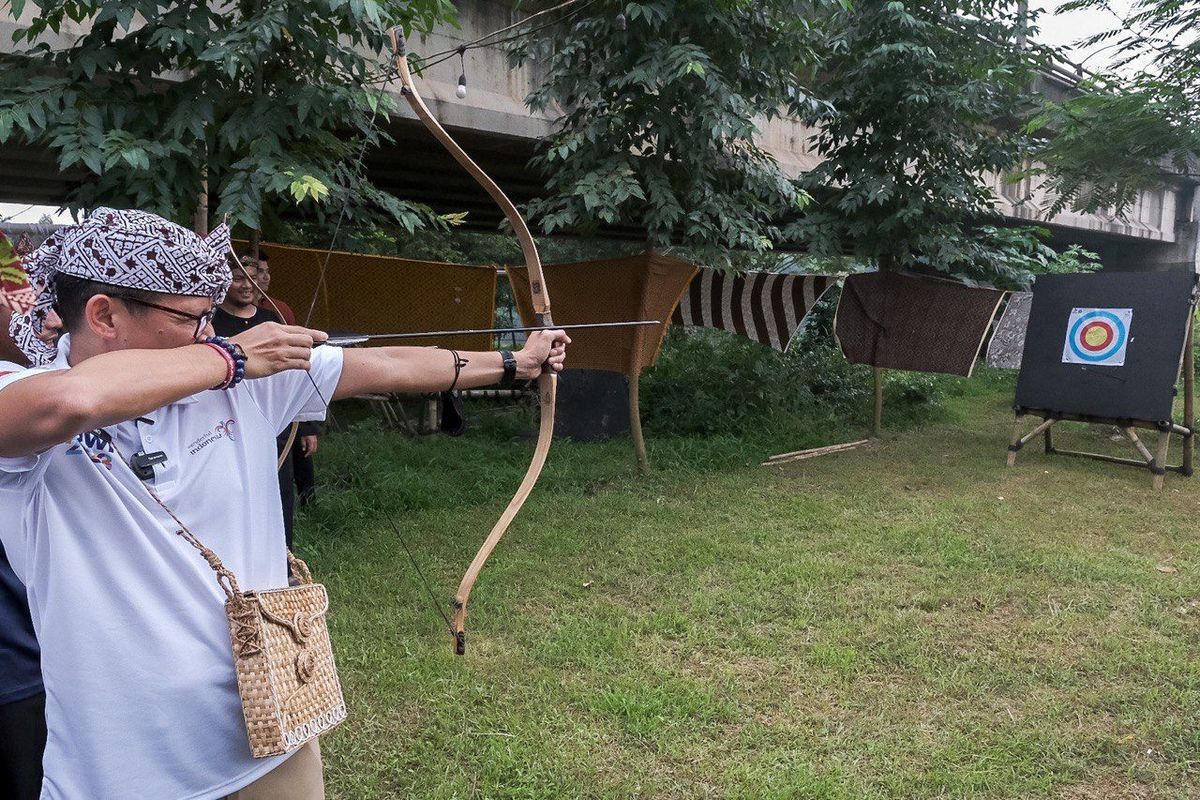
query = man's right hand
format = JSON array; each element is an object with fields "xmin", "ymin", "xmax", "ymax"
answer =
[{"xmin": 229, "ymin": 323, "xmax": 328, "ymax": 379}]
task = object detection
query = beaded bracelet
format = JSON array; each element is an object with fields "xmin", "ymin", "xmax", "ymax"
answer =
[{"xmin": 202, "ymin": 336, "xmax": 247, "ymax": 391}]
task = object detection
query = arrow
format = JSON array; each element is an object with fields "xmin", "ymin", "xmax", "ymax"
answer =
[{"xmin": 320, "ymin": 320, "xmax": 661, "ymax": 347}]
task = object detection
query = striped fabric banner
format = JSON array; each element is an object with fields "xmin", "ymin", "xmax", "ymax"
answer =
[{"xmin": 671, "ymin": 268, "xmax": 837, "ymax": 351}]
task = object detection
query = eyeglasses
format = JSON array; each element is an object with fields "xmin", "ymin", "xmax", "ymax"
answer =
[{"xmin": 113, "ymin": 295, "xmax": 217, "ymax": 340}]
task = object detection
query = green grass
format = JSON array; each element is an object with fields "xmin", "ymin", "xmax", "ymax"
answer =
[{"xmin": 297, "ymin": 375, "xmax": 1200, "ymax": 799}]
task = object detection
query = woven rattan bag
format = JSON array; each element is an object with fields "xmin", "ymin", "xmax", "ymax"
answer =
[
  {"xmin": 97, "ymin": 435, "xmax": 346, "ymax": 758},
  {"xmin": 178, "ymin": 527, "xmax": 348, "ymax": 758}
]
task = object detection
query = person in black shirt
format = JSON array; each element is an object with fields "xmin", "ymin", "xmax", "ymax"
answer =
[{"xmin": 212, "ymin": 263, "xmax": 282, "ymax": 333}]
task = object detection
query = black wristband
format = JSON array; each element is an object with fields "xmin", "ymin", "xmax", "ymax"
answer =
[
  {"xmin": 499, "ymin": 349, "xmax": 517, "ymax": 388},
  {"xmin": 446, "ymin": 348, "xmax": 469, "ymax": 393}
]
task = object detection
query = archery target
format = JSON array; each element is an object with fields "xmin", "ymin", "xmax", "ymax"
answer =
[{"xmin": 1061, "ymin": 307, "xmax": 1132, "ymax": 366}]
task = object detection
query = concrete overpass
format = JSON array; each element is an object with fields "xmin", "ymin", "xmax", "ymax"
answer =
[{"xmin": 1, "ymin": 1, "xmax": 1195, "ymax": 271}]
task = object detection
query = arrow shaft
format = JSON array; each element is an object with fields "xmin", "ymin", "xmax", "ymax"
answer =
[{"xmin": 322, "ymin": 320, "xmax": 660, "ymax": 347}]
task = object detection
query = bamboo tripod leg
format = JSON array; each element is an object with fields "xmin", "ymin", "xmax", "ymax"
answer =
[
  {"xmin": 1007, "ymin": 415, "xmax": 1024, "ymax": 466},
  {"xmin": 1008, "ymin": 416, "xmax": 1057, "ymax": 466},
  {"xmin": 1153, "ymin": 431, "xmax": 1172, "ymax": 491},
  {"xmin": 1122, "ymin": 428, "xmax": 1156, "ymax": 464}
]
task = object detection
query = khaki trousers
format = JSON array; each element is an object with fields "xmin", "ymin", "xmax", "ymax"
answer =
[{"xmin": 224, "ymin": 740, "xmax": 325, "ymax": 800}]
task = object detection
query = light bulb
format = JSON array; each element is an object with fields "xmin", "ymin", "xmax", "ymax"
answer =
[{"xmin": 456, "ymin": 74, "xmax": 467, "ymax": 99}]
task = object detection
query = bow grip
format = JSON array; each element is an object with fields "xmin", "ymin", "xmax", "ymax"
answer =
[{"xmin": 535, "ymin": 311, "xmax": 557, "ymax": 374}]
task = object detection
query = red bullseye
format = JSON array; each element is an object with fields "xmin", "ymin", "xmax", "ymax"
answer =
[{"xmin": 1079, "ymin": 320, "xmax": 1114, "ymax": 352}]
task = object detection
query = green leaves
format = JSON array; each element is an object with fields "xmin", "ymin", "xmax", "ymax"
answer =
[
  {"xmin": 287, "ymin": 173, "xmax": 330, "ymax": 204},
  {"xmin": 517, "ymin": 0, "xmax": 824, "ymax": 259},
  {"xmin": 1032, "ymin": 1, "xmax": 1200, "ymax": 215},
  {"xmin": 788, "ymin": 1, "xmax": 1056, "ymax": 283},
  {"xmin": 0, "ymin": 0, "xmax": 458, "ymax": 231}
]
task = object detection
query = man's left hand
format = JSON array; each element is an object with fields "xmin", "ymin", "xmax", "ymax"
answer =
[
  {"xmin": 300, "ymin": 434, "xmax": 320, "ymax": 457},
  {"xmin": 516, "ymin": 329, "xmax": 570, "ymax": 379}
]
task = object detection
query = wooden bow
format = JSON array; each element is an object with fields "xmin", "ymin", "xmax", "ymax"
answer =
[{"xmin": 388, "ymin": 28, "xmax": 558, "ymax": 656}]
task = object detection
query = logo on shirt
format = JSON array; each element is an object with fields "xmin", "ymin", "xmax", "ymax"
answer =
[
  {"xmin": 187, "ymin": 418, "xmax": 238, "ymax": 455},
  {"xmin": 66, "ymin": 428, "xmax": 114, "ymax": 470},
  {"xmin": 215, "ymin": 418, "xmax": 237, "ymax": 441}
]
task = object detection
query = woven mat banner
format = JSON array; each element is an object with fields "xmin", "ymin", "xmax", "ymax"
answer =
[
  {"xmin": 235, "ymin": 242, "xmax": 497, "ymax": 352},
  {"xmin": 0, "ymin": 286, "xmax": 36, "ymax": 314},
  {"xmin": 1014, "ymin": 271, "xmax": 1196, "ymax": 423},
  {"xmin": 986, "ymin": 291, "xmax": 1033, "ymax": 370},
  {"xmin": 508, "ymin": 251, "xmax": 697, "ymax": 376},
  {"xmin": 834, "ymin": 272, "xmax": 1005, "ymax": 377},
  {"xmin": 671, "ymin": 268, "xmax": 837, "ymax": 351},
  {"xmin": 0, "ymin": 230, "xmax": 35, "ymax": 314}
]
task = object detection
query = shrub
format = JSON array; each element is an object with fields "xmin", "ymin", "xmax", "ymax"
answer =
[{"xmin": 641, "ymin": 290, "xmax": 945, "ymax": 437}]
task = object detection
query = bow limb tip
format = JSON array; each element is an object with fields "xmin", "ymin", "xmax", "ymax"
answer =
[
  {"xmin": 388, "ymin": 27, "xmax": 407, "ymax": 56},
  {"xmin": 453, "ymin": 598, "xmax": 467, "ymax": 656}
]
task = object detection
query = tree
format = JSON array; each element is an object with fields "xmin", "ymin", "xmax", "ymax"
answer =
[
  {"xmin": 1030, "ymin": 0, "xmax": 1200, "ymax": 214},
  {"xmin": 0, "ymin": 0, "xmax": 456, "ymax": 230},
  {"xmin": 512, "ymin": 0, "xmax": 834, "ymax": 261},
  {"xmin": 787, "ymin": 0, "xmax": 1055, "ymax": 282}
]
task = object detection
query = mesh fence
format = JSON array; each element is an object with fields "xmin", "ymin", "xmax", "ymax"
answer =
[{"xmin": 237, "ymin": 241, "xmax": 498, "ymax": 352}]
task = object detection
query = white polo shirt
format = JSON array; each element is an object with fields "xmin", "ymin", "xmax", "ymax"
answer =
[{"xmin": 0, "ymin": 336, "xmax": 344, "ymax": 800}]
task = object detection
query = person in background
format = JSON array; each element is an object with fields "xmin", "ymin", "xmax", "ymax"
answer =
[
  {"xmin": 0, "ymin": 340, "xmax": 44, "ymax": 799},
  {"xmin": 0, "ymin": 537, "xmax": 43, "ymax": 800},
  {"xmin": 252, "ymin": 251, "xmax": 296, "ymax": 325},
  {"xmin": 0, "ymin": 249, "xmax": 45, "ymax": 800},
  {"xmin": 250, "ymin": 251, "xmax": 320, "ymax": 507}
]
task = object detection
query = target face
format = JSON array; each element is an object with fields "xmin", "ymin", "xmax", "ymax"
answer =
[{"xmin": 1062, "ymin": 307, "xmax": 1132, "ymax": 366}]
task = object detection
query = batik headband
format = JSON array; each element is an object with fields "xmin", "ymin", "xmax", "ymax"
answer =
[{"xmin": 9, "ymin": 207, "xmax": 232, "ymax": 365}]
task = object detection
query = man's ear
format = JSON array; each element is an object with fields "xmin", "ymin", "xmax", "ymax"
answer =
[{"xmin": 84, "ymin": 295, "xmax": 121, "ymax": 342}]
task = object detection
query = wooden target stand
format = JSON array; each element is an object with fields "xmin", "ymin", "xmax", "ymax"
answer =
[{"xmin": 1006, "ymin": 325, "xmax": 1195, "ymax": 490}]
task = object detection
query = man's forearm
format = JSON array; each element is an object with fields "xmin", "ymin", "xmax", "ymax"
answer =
[
  {"xmin": 335, "ymin": 346, "xmax": 516, "ymax": 400},
  {"xmin": 0, "ymin": 345, "xmax": 228, "ymax": 457}
]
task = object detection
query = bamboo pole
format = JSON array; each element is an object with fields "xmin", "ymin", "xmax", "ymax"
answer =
[
  {"xmin": 1153, "ymin": 431, "xmax": 1172, "ymax": 491},
  {"xmin": 1184, "ymin": 319, "xmax": 1194, "ymax": 475},
  {"xmin": 763, "ymin": 439, "xmax": 869, "ymax": 466},
  {"xmin": 872, "ymin": 367, "xmax": 884, "ymax": 437},
  {"xmin": 766, "ymin": 439, "xmax": 871, "ymax": 463},
  {"xmin": 628, "ymin": 270, "xmax": 650, "ymax": 476},
  {"xmin": 629, "ymin": 371, "xmax": 649, "ymax": 476},
  {"xmin": 192, "ymin": 177, "xmax": 208, "ymax": 236},
  {"xmin": 1121, "ymin": 428, "xmax": 1155, "ymax": 464},
  {"xmin": 1007, "ymin": 415, "xmax": 1024, "ymax": 466}
]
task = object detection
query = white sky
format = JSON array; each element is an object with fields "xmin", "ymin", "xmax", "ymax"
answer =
[
  {"xmin": 0, "ymin": 202, "xmax": 72, "ymax": 225},
  {"xmin": 1034, "ymin": 0, "xmax": 1140, "ymax": 69}
]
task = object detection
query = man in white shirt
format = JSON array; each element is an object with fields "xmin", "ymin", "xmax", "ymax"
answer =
[{"xmin": 0, "ymin": 208, "xmax": 567, "ymax": 799}]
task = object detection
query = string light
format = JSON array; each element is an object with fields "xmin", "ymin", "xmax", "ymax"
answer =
[{"xmin": 455, "ymin": 46, "xmax": 468, "ymax": 98}]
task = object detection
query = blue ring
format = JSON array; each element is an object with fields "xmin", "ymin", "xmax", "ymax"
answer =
[{"xmin": 1068, "ymin": 310, "xmax": 1127, "ymax": 363}]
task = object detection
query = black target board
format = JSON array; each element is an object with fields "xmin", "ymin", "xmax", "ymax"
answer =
[{"xmin": 1014, "ymin": 271, "xmax": 1196, "ymax": 423}]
